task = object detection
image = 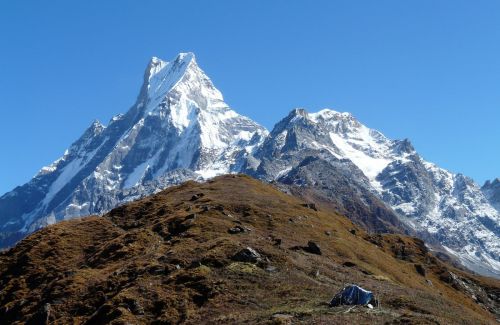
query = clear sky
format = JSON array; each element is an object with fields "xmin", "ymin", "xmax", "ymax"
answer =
[{"xmin": 1, "ymin": 0, "xmax": 499, "ymax": 195}]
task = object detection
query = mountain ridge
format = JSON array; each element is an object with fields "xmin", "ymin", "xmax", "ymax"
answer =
[
  {"xmin": 1, "ymin": 52, "xmax": 499, "ymax": 279},
  {"xmin": 0, "ymin": 52, "xmax": 267, "ymax": 244},
  {"xmin": 245, "ymin": 107, "xmax": 500, "ymax": 277}
]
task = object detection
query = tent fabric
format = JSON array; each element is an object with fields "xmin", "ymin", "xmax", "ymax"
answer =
[{"xmin": 329, "ymin": 285, "xmax": 373, "ymax": 306}]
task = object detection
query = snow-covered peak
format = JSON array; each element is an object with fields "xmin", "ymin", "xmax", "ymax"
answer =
[
  {"xmin": 281, "ymin": 108, "xmax": 355, "ymax": 126},
  {"xmin": 309, "ymin": 108, "xmax": 353, "ymax": 122},
  {"xmin": 276, "ymin": 108, "xmax": 365, "ymax": 137},
  {"xmin": 145, "ymin": 53, "xmax": 198, "ymax": 98},
  {"xmin": 268, "ymin": 108, "xmax": 311, "ymax": 136},
  {"xmin": 145, "ymin": 52, "xmax": 195, "ymax": 80},
  {"xmin": 0, "ymin": 52, "xmax": 269, "ymax": 244},
  {"xmin": 262, "ymin": 108, "xmax": 404, "ymax": 182},
  {"xmin": 146, "ymin": 57, "xmax": 168, "ymax": 77},
  {"xmin": 289, "ymin": 108, "xmax": 309, "ymax": 118},
  {"xmin": 309, "ymin": 109, "xmax": 366, "ymax": 135},
  {"xmin": 302, "ymin": 109, "xmax": 399, "ymax": 180},
  {"xmin": 138, "ymin": 52, "xmax": 227, "ymax": 129},
  {"xmin": 257, "ymin": 106, "xmax": 500, "ymax": 277},
  {"xmin": 85, "ymin": 52, "xmax": 267, "ymax": 186}
]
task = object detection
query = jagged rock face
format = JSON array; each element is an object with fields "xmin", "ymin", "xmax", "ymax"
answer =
[
  {"xmin": 242, "ymin": 109, "xmax": 408, "ymax": 235},
  {"xmin": 0, "ymin": 53, "xmax": 267, "ymax": 245},
  {"xmin": 483, "ymin": 178, "xmax": 500, "ymax": 212},
  {"xmin": 0, "ymin": 53, "xmax": 499, "ymax": 279},
  {"xmin": 276, "ymin": 156, "xmax": 413, "ymax": 235}
]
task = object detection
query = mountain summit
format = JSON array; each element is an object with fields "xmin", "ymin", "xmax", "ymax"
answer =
[
  {"xmin": 0, "ymin": 53, "xmax": 267, "ymax": 245},
  {"xmin": 1, "ymin": 53, "xmax": 499, "ymax": 279},
  {"xmin": 244, "ymin": 108, "xmax": 500, "ymax": 277}
]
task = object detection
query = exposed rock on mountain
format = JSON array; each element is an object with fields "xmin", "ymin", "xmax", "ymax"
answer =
[
  {"xmin": 483, "ymin": 178, "xmax": 500, "ymax": 212},
  {"xmin": 276, "ymin": 156, "xmax": 413, "ymax": 234}
]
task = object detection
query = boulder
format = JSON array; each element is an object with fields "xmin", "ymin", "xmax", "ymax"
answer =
[
  {"xmin": 190, "ymin": 193, "xmax": 204, "ymax": 201},
  {"xmin": 228, "ymin": 226, "xmax": 245, "ymax": 234},
  {"xmin": 414, "ymin": 264, "xmax": 426, "ymax": 276},
  {"xmin": 301, "ymin": 203, "xmax": 318, "ymax": 211},
  {"xmin": 304, "ymin": 241, "xmax": 322, "ymax": 255},
  {"xmin": 232, "ymin": 247, "xmax": 262, "ymax": 263}
]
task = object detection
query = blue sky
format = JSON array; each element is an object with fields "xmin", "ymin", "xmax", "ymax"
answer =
[{"xmin": 1, "ymin": 0, "xmax": 499, "ymax": 195}]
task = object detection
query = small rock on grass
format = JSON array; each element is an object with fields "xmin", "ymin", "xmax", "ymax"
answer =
[
  {"xmin": 272, "ymin": 313, "xmax": 293, "ymax": 324},
  {"xmin": 190, "ymin": 193, "xmax": 204, "ymax": 201},
  {"xmin": 301, "ymin": 203, "xmax": 318, "ymax": 211},
  {"xmin": 228, "ymin": 225, "xmax": 246, "ymax": 234},
  {"xmin": 232, "ymin": 247, "xmax": 262, "ymax": 263},
  {"xmin": 304, "ymin": 241, "xmax": 322, "ymax": 255}
]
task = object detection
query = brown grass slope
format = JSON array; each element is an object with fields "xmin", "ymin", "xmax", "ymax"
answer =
[{"xmin": 0, "ymin": 175, "xmax": 499, "ymax": 324}]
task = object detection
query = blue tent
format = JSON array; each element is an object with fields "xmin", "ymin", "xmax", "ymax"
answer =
[{"xmin": 329, "ymin": 285, "xmax": 374, "ymax": 306}]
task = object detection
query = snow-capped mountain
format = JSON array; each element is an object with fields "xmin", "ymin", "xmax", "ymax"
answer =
[
  {"xmin": 243, "ymin": 108, "xmax": 412, "ymax": 235},
  {"xmin": 483, "ymin": 179, "xmax": 500, "ymax": 212},
  {"xmin": 0, "ymin": 53, "xmax": 267, "ymax": 246},
  {"xmin": 1, "ymin": 52, "xmax": 499, "ymax": 278},
  {"xmin": 245, "ymin": 108, "xmax": 500, "ymax": 277}
]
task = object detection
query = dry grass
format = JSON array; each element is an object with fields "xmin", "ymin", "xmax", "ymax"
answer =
[{"xmin": 0, "ymin": 174, "xmax": 498, "ymax": 324}]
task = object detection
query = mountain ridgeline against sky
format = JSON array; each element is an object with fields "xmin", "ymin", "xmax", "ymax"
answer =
[
  {"xmin": 0, "ymin": 53, "xmax": 267, "ymax": 245},
  {"xmin": 1, "ymin": 53, "xmax": 499, "ymax": 278}
]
